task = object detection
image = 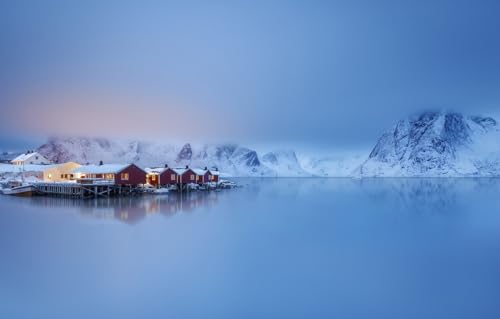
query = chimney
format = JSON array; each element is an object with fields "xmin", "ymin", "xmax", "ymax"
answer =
[
  {"xmin": 164, "ymin": 164, "xmax": 168, "ymax": 168},
  {"xmin": 99, "ymin": 160, "xmax": 103, "ymax": 166},
  {"xmin": 204, "ymin": 166, "xmax": 207, "ymax": 170},
  {"xmin": 185, "ymin": 165, "xmax": 189, "ymax": 169}
]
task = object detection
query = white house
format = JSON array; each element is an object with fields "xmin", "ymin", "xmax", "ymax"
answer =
[
  {"xmin": 42, "ymin": 162, "xmax": 81, "ymax": 182},
  {"xmin": 11, "ymin": 151, "xmax": 52, "ymax": 166}
]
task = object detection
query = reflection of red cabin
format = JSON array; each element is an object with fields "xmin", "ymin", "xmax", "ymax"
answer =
[
  {"xmin": 208, "ymin": 169, "xmax": 220, "ymax": 183},
  {"xmin": 146, "ymin": 167, "xmax": 179, "ymax": 187}
]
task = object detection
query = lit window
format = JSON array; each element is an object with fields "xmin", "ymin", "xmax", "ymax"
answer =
[
  {"xmin": 151, "ymin": 175, "xmax": 156, "ymax": 181},
  {"xmin": 171, "ymin": 174, "xmax": 175, "ymax": 181},
  {"xmin": 121, "ymin": 173, "xmax": 129, "ymax": 181},
  {"xmin": 48, "ymin": 173, "xmax": 52, "ymax": 179},
  {"xmin": 190, "ymin": 174, "xmax": 195, "ymax": 181}
]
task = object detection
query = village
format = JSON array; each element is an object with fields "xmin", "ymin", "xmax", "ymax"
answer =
[{"xmin": 0, "ymin": 151, "xmax": 235, "ymax": 198}]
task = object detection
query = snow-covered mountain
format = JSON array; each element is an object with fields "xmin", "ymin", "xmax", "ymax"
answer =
[
  {"xmin": 355, "ymin": 112, "xmax": 500, "ymax": 177},
  {"xmin": 36, "ymin": 112, "xmax": 499, "ymax": 178},
  {"xmin": 299, "ymin": 152, "xmax": 366, "ymax": 177},
  {"xmin": 37, "ymin": 137, "xmax": 324, "ymax": 177},
  {"xmin": 261, "ymin": 150, "xmax": 311, "ymax": 177}
]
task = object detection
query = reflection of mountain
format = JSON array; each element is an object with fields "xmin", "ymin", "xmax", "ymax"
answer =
[
  {"xmin": 25, "ymin": 192, "xmax": 222, "ymax": 224},
  {"xmin": 238, "ymin": 177, "xmax": 500, "ymax": 215},
  {"xmin": 17, "ymin": 178, "xmax": 500, "ymax": 224},
  {"xmin": 354, "ymin": 178, "xmax": 498, "ymax": 214}
]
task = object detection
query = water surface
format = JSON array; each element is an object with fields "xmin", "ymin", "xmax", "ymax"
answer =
[{"xmin": 1, "ymin": 178, "xmax": 500, "ymax": 319}]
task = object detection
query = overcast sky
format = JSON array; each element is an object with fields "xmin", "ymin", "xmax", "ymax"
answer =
[{"xmin": 1, "ymin": 0, "xmax": 500, "ymax": 151}]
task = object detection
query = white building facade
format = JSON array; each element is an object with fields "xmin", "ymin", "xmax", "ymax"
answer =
[{"xmin": 11, "ymin": 151, "xmax": 52, "ymax": 166}]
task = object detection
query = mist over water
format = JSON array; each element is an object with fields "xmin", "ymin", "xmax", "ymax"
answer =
[{"xmin": 1, "ymin": 178, "xmax": 500, "ymax": 319}]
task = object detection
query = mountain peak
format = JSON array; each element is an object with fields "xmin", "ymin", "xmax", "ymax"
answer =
[
  {"xmin": 176, "ymin": 143, "xmax": 193, "ymax": 163},
  {"xmin": 359, "ymin": 112, "xmax": 500, "ymax": 177}
]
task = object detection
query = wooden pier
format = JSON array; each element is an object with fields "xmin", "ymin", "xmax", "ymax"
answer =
[{"xmin": 33, "ymin": 183, "xmax": 141, "ymax": 199}]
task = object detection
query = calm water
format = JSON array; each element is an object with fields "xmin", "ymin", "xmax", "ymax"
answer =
[{"xmin": 1, "ymin": 178, "xmax": 500, "ymax": 319}]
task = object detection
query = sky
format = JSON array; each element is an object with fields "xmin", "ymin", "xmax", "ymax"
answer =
[{"xmin": 1, "ymin": 0, "xmax": 500, "ymax": 151}]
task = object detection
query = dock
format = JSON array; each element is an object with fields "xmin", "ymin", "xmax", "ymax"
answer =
[{"xmin": 33, "ymin": 182, "xmax": 141, "ymax": 199}]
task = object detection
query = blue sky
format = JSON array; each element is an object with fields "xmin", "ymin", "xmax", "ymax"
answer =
[{"xmin": 1, "ymin": 0, "xmax": 500, "ymax": 151}]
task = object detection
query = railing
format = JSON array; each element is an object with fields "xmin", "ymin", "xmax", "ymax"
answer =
[{"xmin": 76, "ymin": 178, "xmax": 115, "ymax": 185}]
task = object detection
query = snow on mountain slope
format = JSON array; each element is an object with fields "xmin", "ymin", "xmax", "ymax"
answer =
[
  {"xmin": 37, "ymin": 137, "xmax": 368, "ymax": 177},
  {"xmin": 37, "ymin": 138, "xmax": 275, "ymax": 177},
  {"xmin": 299, "ymin": 152, "xmax": 366, "ymax": 177},
  {"xmin": 261, "ymin": 150, "xmax": 312, "ymax": 177},
  {"xmin": 355, "ymin": 112, "xmax": 500, "ymax": 177}
]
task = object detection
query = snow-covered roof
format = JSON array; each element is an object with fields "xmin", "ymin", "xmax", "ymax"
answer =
[
  {"xmin": 172, "ymin": 168, "xmax": 189, "ymax": 175},
  {"xmin": 209, "ymin": 170, "xmax": 220, "ymax": 176},
  {"xmin": 192, "ymin": 168, "xmax": 207, "ymax": 175},
  {"xmin": 145, "ymin": 167, "xmax": 168, "ymax": 174},
  {"xmin": 11, "ymin": 152, "xmax": 47, "ymax": 163},
  {"xmin": 72, "ymin": 164, "xmax": 131, "ymax": 174}
]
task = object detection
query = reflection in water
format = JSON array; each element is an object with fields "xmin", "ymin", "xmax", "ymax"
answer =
[
  {"xmin": 23, "ymin": 191, "xmax": 223, "ymax": 224},
  {"xmin": 1, "ymin": 178, "xmax": 500, "ymax": 319},
  {"xmin": 357, "ymin": 178, "xmax": 500, "ymax": 214},
  {"xmin": 15, "ymin": 177, "xmax": 500, "ymax": 223}
]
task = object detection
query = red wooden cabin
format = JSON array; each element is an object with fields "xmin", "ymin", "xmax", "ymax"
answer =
[
  {"xmin": 146, "ymin": 167, "xmax": 179, "ymax": 187},
  {"xmin": 208, "ymin": 169, "xmax": 220, "ymax": 183},
  {"xmin": 72, "ymin": 163, "xmax": 147, "ymax": 186},
  {"xmin": 193, "ymin": 168, "xmax": 210, "ymax": 184}
]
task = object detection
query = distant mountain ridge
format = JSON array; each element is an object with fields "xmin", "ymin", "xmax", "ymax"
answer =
[
  {"xmin": 356, "ymin": 112, "xmax": 500, "ymax": 177},
  {"xmin": 35, "ymin": 112, "xmax": 500, "ymax": 177},
  {"xmin": 37, "ymin": 137, "xmax": 315, "ymax": 177}
]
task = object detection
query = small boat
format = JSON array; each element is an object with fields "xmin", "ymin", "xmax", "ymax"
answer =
[
  {"xmin": 153, "ymin": 188, "xmax": 169, "ymax": 195},
  {"xmin": 1, "ymin": 184, "xmax": 36, "ymax": 196}
]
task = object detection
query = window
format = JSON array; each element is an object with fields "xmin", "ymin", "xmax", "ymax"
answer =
[
  {"xmin": 151, "ymin": 175, "xmax": 156, "ymax": 181},
  {"xmin": 48, "ymin": 173, "xmax": 52, "ymax": 179},
  {"xmin": 61, "ymin": 174, "xmax": 64, "ymax": 178},
  {"xmin": 121, "ymin": 173, "xmax": 129, "ymax": 181},
  {"xmin": 105, "ymin": 174, "xmax": 114, "ymax": 180},
  {"xmin": 171, "ymin": 174, "xmax": 176, "ymax": 181},
  {"xmin": 190, "ymin": 174, "xmax": 195, "ymax": 181},
  {"xmin": 35, "ymin": 156, "xmax": 39, "ymax": 160}
]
